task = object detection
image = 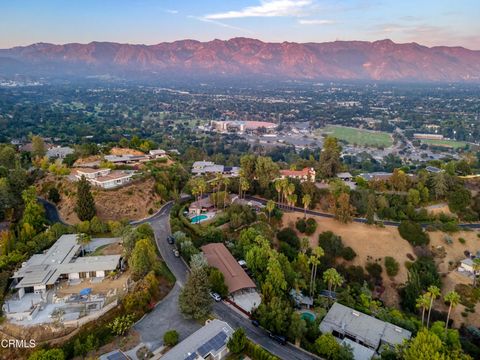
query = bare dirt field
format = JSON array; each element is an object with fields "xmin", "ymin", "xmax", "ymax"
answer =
[
  {"xmin": 38, "ymin": 175, "xmax": 162, "ymax": 224},
  {"xmin": 56, "ymin": 270, "xmax": 130, "ymax": 297}
]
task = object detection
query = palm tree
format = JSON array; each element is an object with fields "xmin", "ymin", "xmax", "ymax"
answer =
[
  {"xmin": 309, "ymin": 247, "xmax": 324, "ymax": 299},
  {"xmin": 198, "ymin": 178, "xmax": 207, "ymax": 202},
  {"xmin": 473, "ymin": 258, "xmax": 480, "ymax": 287},
  {"xmin": 274, "ymin": 180, "xmax": 282, "ymax": 205},
  {"xmin": 287, "ymin": 183, "xmax": 295, "ymax": 210},
  {"xmin": 302, "ymin": 194, "xmax": 311, "ymax": 218},
  {"xmin": 416, "ymin": 293, "xmax": 430, "ymax": 327},
  {"xmin": 323, "ymin": 268, "xmax": 343, "ymax": 304},
  {"xmin": 240, "ymin": 177, "xmax": 250, "ymax": 199},
  {"xmin": 266, "ymin": 200, "xmax": 275, "ymax": 222},
  {"xmin": 444, "ymin": 291, "xmax": 460, "ymax": 331},
  {"xmin": 223, "ymin": 177, "xmax": 231, "ymax": 209},
  {"xmin": 426, "ymin": 285, "xmax": 441, "ymax": 328},
  {"xmin": 210, "ymin": 177, "xmax": 220, "ymax": 209}
]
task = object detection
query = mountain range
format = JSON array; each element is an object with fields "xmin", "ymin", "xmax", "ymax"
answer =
[{"xmin": 1, "ymin": 37, "xmax": 480, "ymax": 82}]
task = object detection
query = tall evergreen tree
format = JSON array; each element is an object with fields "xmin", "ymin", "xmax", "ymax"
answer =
[
  {"xmin": 75, "ymin": 176, "xmax": 96, "ymax": 221},
  {"xmin": 319, "ymin": 137, "xmax": 342, "ymax": 178},
  {"xmin": 179, "ymin": 266, "xmax": 212, "ymax": 320}
]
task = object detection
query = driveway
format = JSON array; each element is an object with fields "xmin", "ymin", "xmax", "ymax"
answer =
[{"xmin": 133, "ymin": 201, "xmax": 198, "ymax": 349}]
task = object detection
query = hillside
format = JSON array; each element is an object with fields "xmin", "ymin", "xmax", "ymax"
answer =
[{"xmin": 1, "ymin": 38, "xmax": 480, "ymax": 82}]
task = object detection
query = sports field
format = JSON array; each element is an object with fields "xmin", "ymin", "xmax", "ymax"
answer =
[
  {"xmin": 421, "ymin": 139, "xmax": 468, "ymax": 149},
  {"xmin": 320, "ymin": 125, "xmax": 393, "ymax": 148}
]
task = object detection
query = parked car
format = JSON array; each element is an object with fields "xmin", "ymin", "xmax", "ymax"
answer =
[
  {"xmin": 173, "ymin": 249, "xmax": 180, "ymax": 257},
  {"xmin": 167, "ymin": 235, "xmax": 175, "ymax": 244},
  {"xmin": 210, "ymin": 292, "xmax": 222, "ymax": 302},
  {"xmin": 251, "ymin": 319, "xmax": 260, "ymax": 327},
  {"xmin": 269, "ymin": 333, "xmax": 287, "ymax": 345}
]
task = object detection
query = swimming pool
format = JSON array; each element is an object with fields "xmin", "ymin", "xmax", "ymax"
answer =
[
  {"xmin": 191, "ymin": 214, "xmax": 208, "ymax": 223},
  {"xmin": 300, "ymin": 311, "xmax": 316, "ymax": 322}
]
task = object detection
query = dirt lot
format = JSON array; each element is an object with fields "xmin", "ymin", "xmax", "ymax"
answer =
[
  {"xmin": 56, "ymin": 270, "xmax": 130, "ymax": 297},
  {"xmin": 282, "ymin": 211, "xmax": 480, "ymax": 315},
  {"xmin": 109, "ymin": 147, "xmax": 145, "ymax": 156},
  {"xmin": 38, "ymin": 175, "xmax": 162, "ymax": 224}
]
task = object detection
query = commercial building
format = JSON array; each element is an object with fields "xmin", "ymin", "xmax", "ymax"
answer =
[
  {"xmin": 279, "ymin": 167, "xmax": 316, "ymax": 182},
  {"xmin": 212, "ymin": 120, "xmax": 277, "ymax": 134},
  {"xmin": 414, "ymin": 133, "xmax": 444, "ymax": 140},
  {"xmin": 319, "ymin": 303, "xmax": 412, "ymax": 360},
  {"xmin": 11, "ymin": 234, "xmax": 121, "ymax": 298},
  {"xmin": 161, "ymin": 319, "xmax": 234, "ymax": 360},
  {"xmin": 74, "ymin": 168, "xmax": 135, "ymax": 189}
]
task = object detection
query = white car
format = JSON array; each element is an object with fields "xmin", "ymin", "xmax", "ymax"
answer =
[{"xmin": 210, "ymin": 292, "xmax": 221, "ymax": 302}]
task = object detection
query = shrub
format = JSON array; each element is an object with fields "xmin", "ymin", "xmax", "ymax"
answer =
[
  {"xmin": 398, "ymin": 220, "xmax": 429, "ymax": 246},
  {"xmin": 304, "ymin": 218, "xmax": 318, "ymax": 235},
  {"xmin": 295, "ymin": 218, "xmax": 307, "ymax": 233},
  {"xmin": 163, "ymin": 330, "xmax": 179, "ymax": 346},
  {"xmin": 385, "ymin": 256, "xmax": 400, "ymax": 277},
  {"xmin": 443, "ymin": 235, "xmax": 453, "ymax": 245},
  {"xmin": 366, "ymin": 262, "xmax": 383, "ymax": 283},
  {"xmin": 341, "ymin": 246, "xmax": 356, "ymax": 261},
  {"xmin": 277, "ymin": 228, "xmax": 300, "ymax": 250},
  {"xmin": 459, "ymin": 237, "xmax": 466, "ymax": 244}
]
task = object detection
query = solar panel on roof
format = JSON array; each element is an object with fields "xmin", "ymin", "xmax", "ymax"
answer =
[
  {"xmin": 106, "ymin": 351, "xmax": 128, "ymax": 360},
  {"xmin": 197, "ymin": 331, "xmax": 228, "ymax": 357},
  {"xmin": 184, "ymin": 352, "xmax": 198, "ymax": 360}
]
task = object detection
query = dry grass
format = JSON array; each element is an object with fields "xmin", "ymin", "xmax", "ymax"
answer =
[
  {"xmin": 38, "ymin": 175, "xmax": 162, "ymax": 224},
  {"xmin": 282, "ymin": 211, "xmax": 480, "ymax": 315}
]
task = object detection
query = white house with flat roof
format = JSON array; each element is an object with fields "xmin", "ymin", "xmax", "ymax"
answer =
[
  {"xmin": 319, "ymin": 303, "xmax": 412, "ymax": 360},
  {"xmin": 161, "ymin": 319, "xmax": 234, "ymax": 360},
  {"xmin": 11, "ymin": 234, "xmax": 121, "ymax": 298},
  {"xmin": 75, "ymin": 168, "xmax": 135, "ymax": 189},
  {"xmin": 46, "ymin": 146, "xmax": 74, "ymax": 160}
]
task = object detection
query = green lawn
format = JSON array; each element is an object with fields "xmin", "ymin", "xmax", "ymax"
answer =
[
  {"xmin": 319, "ymin": 126, "xmax": 393, "ymax": 148},
  {"xmin": 421, "ymin": 139, "xmax": 468, "ymax": 149}
]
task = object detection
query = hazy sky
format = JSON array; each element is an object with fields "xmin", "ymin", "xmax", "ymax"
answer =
[{"xmin": 1, "ymin": 0, "xmax": 479, "ymax": 49}]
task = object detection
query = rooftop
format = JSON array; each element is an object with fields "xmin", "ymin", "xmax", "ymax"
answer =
[
  {"xmin": 201, "ymin": 243, "xmax": 256, "ymax": 294},
  {"xmin": 161, "ymin": 319, "xmax": 233, "ymax": 360},
  {"xmin": 12, "ymin": 235, "xmax": 121, "ymax": 288},
  {"xmin": 319, "ymin": 303, "xmax": 411, "ymax": 350}
]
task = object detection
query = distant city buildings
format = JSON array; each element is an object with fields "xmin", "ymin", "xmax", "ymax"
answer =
[
  {"xmin": 414, "ymin": 133, "xmax": 444, "ymax": 140},
  {"xmin": 211, "ymin": 120, "xmax": 277, "ymax": 134}
]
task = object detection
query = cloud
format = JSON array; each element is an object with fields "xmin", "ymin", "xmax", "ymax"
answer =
[
  {"xmin": 188, "ymin": 16, "xmax": 254, "ymax": 35},
  {"xmin": 165, "ymin": 9, "xmax": 179, "ymax": 14},
  {"xmin": 204, "ymin": 0, "xmax": 313, "ymax": 20},
  {"xmin": 298, "ymin": 19, "xmax": 335, "ymax": 25}
]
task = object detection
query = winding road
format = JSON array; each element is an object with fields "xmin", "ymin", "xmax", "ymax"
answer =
[{"xmin": 134, "ymin": 201, "xmax": 317, "ymax": 359}]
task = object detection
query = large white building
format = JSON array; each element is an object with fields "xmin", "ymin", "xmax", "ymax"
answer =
[
  {"xmin": 191, "ymin": 161, "xmax": 239, "ymax": 177},
  {"xmin": 11, "ymin": 235, "xmax": 121, "ymax": 298}
]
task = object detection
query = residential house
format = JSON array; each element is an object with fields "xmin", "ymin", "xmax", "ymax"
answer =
[
  {"xmin": 149, "ymin": 149, "xmax": 167, "ymax": 158},
  {"xmin": 11, "ymin": 235, "xmax": 121, "ymax": 298},
  {"xmin": 189, "ymin": 197, "xmax": 215, "ymax": 215},
  {"xmin": 191, "ymin": 161, "xmax": 240, "ymax": 177},
  {"xmin": 336, "ymin": 172, "xmax": 353, "ymax": 181},
  {"xmin": 161, "ymin": 319, "xmax": 234, "ymax": 360},
  {"xmin": 201, "ymin": 243, "xmax": 260, "ymax": 313},
  {"xmin": 46, "ymin": 146, "xmax": 74, "ymax": 160},
  {"xmin": 75, "ymin": 168, "xmax": 134, "ymax": 189},
  {"xmin": 319, "ymin": 303, "xmax": 412, "ymax": 360},
  {"xmin": 279, "ymin": 167, "xmax": 316, "ymax": 182}
]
